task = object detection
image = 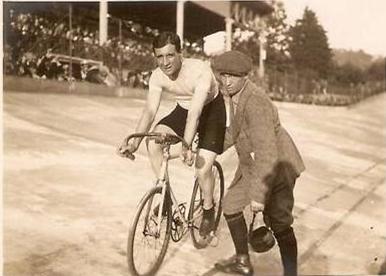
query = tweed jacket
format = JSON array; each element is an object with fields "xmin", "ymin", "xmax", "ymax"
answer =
[{"xmin": 224, "ymin": 80, "xmax": 305, "ymax": 204}]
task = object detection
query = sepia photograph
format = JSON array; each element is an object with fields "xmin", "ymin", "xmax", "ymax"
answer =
[{"xmin": 2, "ymin": 0, "xmax": 386, "ymax": 275}]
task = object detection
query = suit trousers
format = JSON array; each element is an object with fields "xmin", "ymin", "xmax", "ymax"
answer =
[{"xmin": 223, "ymin": 162, "xmax": 296, "ymax": 233}]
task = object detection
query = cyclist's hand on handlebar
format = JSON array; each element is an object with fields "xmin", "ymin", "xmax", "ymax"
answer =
[
  {"xmin": 180, "ymin": 146, "xmax": 194, "ymax": 167},
  {"xmin": 117, "ymin": 137, "xmax": 139, "ymax": 160}
]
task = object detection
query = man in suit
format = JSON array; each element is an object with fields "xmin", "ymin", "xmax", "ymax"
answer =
[{"xmin": 212, "ymin": 51, "xmax": 305, "ymax": 276}]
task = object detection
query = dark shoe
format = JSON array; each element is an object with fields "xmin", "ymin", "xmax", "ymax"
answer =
[
  {"xmin": 215, "ymin": 254, "xmax": 254, "ymax": 275},
  {"xmin": 199, "ymin": 206, "xmax": 215, "ymax": 236}
]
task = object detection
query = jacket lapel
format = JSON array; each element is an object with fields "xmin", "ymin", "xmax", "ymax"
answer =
[{"xmin": 233, "ymin": 80, "xmax": 253, "ymax": 139}]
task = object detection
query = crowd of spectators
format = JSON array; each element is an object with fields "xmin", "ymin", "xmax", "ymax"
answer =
[{"xmin": 4, "ymin": 8, "xmax": 205, "ymax": 88}]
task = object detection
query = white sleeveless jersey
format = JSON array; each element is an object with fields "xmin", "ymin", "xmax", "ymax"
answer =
[{"xmin": 149, "ymin": 58, "xmax": 219, "ymax": 109}]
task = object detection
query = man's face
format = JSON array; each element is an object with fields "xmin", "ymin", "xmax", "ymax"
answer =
[
  {"xmin": 219, "ymin": 73, "xmax": 247, "ymax": 97},
  {"xmin": 154, "ymin": 44, "xmax": 182, "ymax": 79}
]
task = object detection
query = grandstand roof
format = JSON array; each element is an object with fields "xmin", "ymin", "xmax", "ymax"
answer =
[
  {"xmin": 238, "ymin": 1, "xmax": 274, "ymax": 15},
  {"xmin": 108, "ymin": 1, "xmax": 226, "ymax": 41},
  {"xmin": 4, "ymin": 1, "xmax": 273, "ymax": 41},
  {"xmin": 109, "ymin": 1, "xmax": 273, "ymax": 41}
]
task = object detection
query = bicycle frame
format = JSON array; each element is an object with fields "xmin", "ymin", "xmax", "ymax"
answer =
[
  {"xmin": 126, "ymin": 132, "xmax": 223, "ymax": 276},
  {"xmin": 154, "ymin": 143, "xmax": 194, "ymax": 235},
  {"xmin": 123, "ymin": 132, "xmax": 203, "ymax": 238}
]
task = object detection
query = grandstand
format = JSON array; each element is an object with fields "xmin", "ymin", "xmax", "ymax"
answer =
[{"xmin": 3, "ymin": 1, "xmax": 273, "ymax": 87}]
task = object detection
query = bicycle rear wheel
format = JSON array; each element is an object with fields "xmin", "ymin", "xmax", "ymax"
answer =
[
  {"xmin": 127, "ymin": 186, "xmax": 172, "ymax": 276},
  {"xmin": 188, "ymin": 161, "xmax": 224, "ymax": 249}
]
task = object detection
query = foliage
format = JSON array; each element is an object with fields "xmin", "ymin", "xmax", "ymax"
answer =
[
  {"xmin": 288, "ymin": 7, "xmax": 333, "ymax": 78},
  {"xmin": 333, "ymin": 49, "xmax": 374, "ymax": 70},
  {"xmin": 366, "ymin": 58, "xmax": 385, "ymax": 82},
  {"xmin": 331, "ymin": 63, "xmax": 365, "ymax": 85},
  {"xmin": 265, "ymin": 0, "xmax": 291, "ymax": 72},
  {"xmin": 232, "ymin": 29, "xmax": 260, "ymax": 64},
  {"xmin": 331, "ymin": 51, "xmax": 385, "ymax": 84},
  {"xmin": 232, "ymin": 0, "xmax": 292, "ymax": 70}
]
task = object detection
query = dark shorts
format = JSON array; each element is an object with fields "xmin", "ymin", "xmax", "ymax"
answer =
[{"xmin": 157, "ymin": 93, "xmax": 226, "ymax": 154}]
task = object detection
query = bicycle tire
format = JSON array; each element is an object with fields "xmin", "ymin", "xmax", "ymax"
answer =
[
  {"xmin": 188, "ymin": 160, "xmax": 224, "ymax": 249},
  {"xmin": 127, "ymin": 186, "xmax": 172, "ymax": 276}
]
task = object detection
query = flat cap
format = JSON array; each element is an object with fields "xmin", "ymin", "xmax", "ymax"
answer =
[{"xmin": 213, "ymin": 50, "xmax": 252, "ymax": 76}]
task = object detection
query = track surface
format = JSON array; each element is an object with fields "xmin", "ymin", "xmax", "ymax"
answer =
[{"xmin": 3, "ymin": 91, "xmax": 386, "ymax": 275}]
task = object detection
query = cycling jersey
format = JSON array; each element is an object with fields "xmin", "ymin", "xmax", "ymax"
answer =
[{"xmin": 149, "ymin": 58, "xmax": 219, "ymax": 109}]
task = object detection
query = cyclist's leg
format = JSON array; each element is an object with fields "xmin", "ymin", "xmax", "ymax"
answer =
[
  {"xmin": 196, "ymin": 94, "xmax": 226, "ymax": 236},
  {"xmin": 146, "ymin": 124, "xmax": 178, "ymax": 178},
  {"xmin": 147, "ymin": 124, "xmax": 179, "ymax": 217},
  {"xmin": 195, "ymin": 148, "xmax": 217, "ymax": 209},
  {"xmin": 147, "ymin": 104, "xmax": 187, "ymax": 178},
  {"xmin": 195, "ymin": 148, "xmax": 218, "ymax": 236},
  {"xmin": 196, "ymin": 94, "xmax": 226, "ymax": 206}
]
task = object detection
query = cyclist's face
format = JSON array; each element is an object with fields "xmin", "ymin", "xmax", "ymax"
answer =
[
  {"xmin": 154, "ymin": 44, "xmax": 182, "ymax": 79},
  {"xmin": 219, "ymin": 73, "xmax": 247, "ymax": 97}
]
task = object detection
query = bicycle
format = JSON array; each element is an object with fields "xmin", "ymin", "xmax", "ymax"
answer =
[{"xmin": 121, "ymin": 132, "xmax": 225, "ymax": 276}]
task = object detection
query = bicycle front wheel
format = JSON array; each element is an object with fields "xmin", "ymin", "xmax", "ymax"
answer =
[
  {"xmin": 127, "ymin": 186, "xmax": 172, "ymax": 276},
  {"xmin": 188, "ymin": 160, "xmax": 224, "ymax": 249}
]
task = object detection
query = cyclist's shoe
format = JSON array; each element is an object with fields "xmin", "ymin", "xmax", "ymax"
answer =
[
  {"xmin": 199, "ymin": 205, "xmax": 215, "ymax": 237},
  {"xmin": 215, "ymin": 254, "xmax": 254, "ymax": 276}
]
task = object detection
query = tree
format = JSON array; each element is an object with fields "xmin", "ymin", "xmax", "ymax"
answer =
[
  {"xmin": 265, "ymin": 0, "xmax": 291, "ymax": 72},
  {"xmin": 333, "ymin": 49, "xmax": 373, "ymax": 70},
  {"xmin": 232, "ymin": 28, "xmax": 260, "ymax": 64},
  {"xmin": 232, "ymin": 0, "xmax": 291, "ymax": 70},
  {"xmin": 332, "ymin": 63, "xmax": 365, "ymax": 85},
  {"xmin": 366, "ymin": 58, "xmax": 386, "ymax": 82},
  {"xmin": 288, "ymin": 7, "xmax": 333, "ymax": 78}
]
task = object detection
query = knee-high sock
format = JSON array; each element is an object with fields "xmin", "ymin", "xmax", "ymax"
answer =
[
  {"xmin": 275, "ymin": 227, "xmax": 298, "ymax": 276},
  {"xmin": 224, "ymin": 212, "xmax": 249, "ymax": 256}
]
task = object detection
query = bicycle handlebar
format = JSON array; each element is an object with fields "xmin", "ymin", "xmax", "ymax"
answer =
[{"xmin": 120, "ymin": 132, "xmax": 190, "ymax": 161}]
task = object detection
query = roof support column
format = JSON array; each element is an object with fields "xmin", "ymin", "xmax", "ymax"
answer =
[
  {"xmin": 225, "ymin": 17, "xmax": 233, "ymax": 51},
  {"xmin": 99, "ymin": 0, "xmax": 108, "ymax": 46},
  {"xmin": 176, "ymin": 0, "xmax": 185, "ymax": 47},
  {"xmin": 258, "ymin": 29, "xmax": 267, "ymax": 78}
]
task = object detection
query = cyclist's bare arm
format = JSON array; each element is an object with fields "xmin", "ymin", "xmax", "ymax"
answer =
[
  {"xmin": 121, "ymin": 132, "xmax": 190, "ymax": 161},
  {"xmin": 118, "ymin": 81, "xmax": 162, "ymax": 154},
  {"xmin": 133, "ymin": 85, "xmax": 162, "ymax": 144}
]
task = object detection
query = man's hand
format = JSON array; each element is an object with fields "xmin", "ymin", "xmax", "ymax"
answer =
[
  {"xmin": 180, "ymin": 145, "xmax": 194, "ymax": 166},
  {"xmin": 250, "ymin": 200, "xmax": 264, "ymax": 213},
  {"xmin": 117, "ymin": 137, "xmax": 139, "ymax": 158}
]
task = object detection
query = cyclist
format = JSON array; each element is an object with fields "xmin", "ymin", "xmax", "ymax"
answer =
[{"xmin": 118, "ymin": 32, "xmax": 226, "ymax": 237}]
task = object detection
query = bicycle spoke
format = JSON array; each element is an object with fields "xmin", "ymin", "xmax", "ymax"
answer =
[
  {"xmin": 133, "ymin": 215, "xmax": 166, "ymax": 269},
  {"xmin": 128, "ymin": 187, "xmax": 172, "ymax": 276},
  {"xmin": 188, "ymin": 161, "xmax": 224, "ymax": 249}
]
